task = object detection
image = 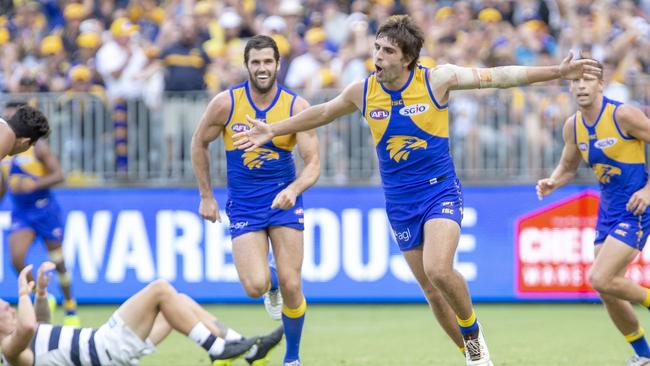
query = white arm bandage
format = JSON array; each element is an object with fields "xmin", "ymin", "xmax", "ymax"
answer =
[
  {"xmin": 431, "ymin": 64, "xmax": 529, "ymax": 90},
  {"xmin": 474, "ymin": 66, "xmax": 529, "ymax": 89}
]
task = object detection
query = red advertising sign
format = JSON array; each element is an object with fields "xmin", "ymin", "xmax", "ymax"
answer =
[{"xmin": 516, "ymin": 191, "xmax": 650, "ymax": 298}]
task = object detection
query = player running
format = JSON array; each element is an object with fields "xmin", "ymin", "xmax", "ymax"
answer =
[
  {"xmin": 234, "ymin": 15, "xmax": 601, "ymax": 366},
  {"xmin": 536, "ymin": 61, "xmax": 650, "ymax": 366},
  {"xmin": 191, "ymin": 35, "xmax": 320, "ymax": 366},
  {"xmin": 1, "ymin": 101, "xmax": 79, "ymax": 326}
]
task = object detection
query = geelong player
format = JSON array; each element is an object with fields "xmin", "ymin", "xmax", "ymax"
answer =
[
  {"xmin": 191, "ymin": 35, "xmax": 320, "ymax": 366},
  {"xmin": 234, "ymin": 15, "xmax": 601, "ymax": 366},
  {"xmin": 0, "ymin": 262, "xmax": 283, "ymax": 366},
  {"xmin": 536, "ymin": 61, "xmax": 650, "ymax": 366}
]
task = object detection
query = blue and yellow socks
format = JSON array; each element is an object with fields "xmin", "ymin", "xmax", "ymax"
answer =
[
  {"xmin": 282, "ymin": 297, "xmax": 306, "ymax": 363},
  {"xmin": 457, "ymin": 309, "xmax": 479, "ymax": 336},
  {"xmin": 626, "ymin": 328, "xmax": 650, "ymax": 358}
]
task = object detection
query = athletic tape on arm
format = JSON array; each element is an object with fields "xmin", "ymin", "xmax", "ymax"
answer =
[{"xmin": 434, "ymin": 64, "xmax": 529, "ymax": 89}]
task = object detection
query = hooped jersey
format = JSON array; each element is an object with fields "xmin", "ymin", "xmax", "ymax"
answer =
[
  {"xmin": 223, "ymin": 81, "xmax": 298, "ymax": 200},
  {"xmin": 363, "ymin": 65, "xmax": 456, "ymax": 201},
  {"xmin": 574, "ymin": 96, "xmax": 649, "ymax": 213},
  {"xmin": 1, "ymin": 324, "xmax": 102, "ymax": 366}
]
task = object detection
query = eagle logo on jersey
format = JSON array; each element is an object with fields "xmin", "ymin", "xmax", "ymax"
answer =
[
  {"xmin": 242, "ymin": 148, "xmax": 279, "ymax": 169},
  {"xmin": 386, "ymin": 135, "xmax": 427, "ymax": 162},
  {"xmin": 593, "ymin": 163, "xmax": 622, "ymax": 184}
]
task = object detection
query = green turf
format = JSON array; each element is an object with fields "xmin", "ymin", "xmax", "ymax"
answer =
[{"xmin": 54, "ymin": 303, "xmax": 644, "ymax": 365}]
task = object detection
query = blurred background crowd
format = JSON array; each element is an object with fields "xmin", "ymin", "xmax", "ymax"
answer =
[{"xmin": 1, "ymin": 0, "xmax": 650, "ymax": 184}]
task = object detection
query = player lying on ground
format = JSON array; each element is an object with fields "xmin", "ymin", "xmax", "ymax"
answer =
[{"xmin": 0, "ymin": 262, "xmax": 284, "ymax": 366}]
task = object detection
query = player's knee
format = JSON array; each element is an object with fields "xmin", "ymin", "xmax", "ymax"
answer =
[
  {"xmin": 588, "ymin": 271, "xmax": 611, "ymax": 294},
  {"xmin": 425, "ymin": 266, "xmax": 453, "ymax": 288},
  {"xmin": 240, "ymin": 278, "xmax": 268, "ymax": 298},
  {"xmin": 149, "ymin": 279, "xmax": 175, "ymax": 297},
  {"xmin": 279, "ymin": 274, "xmax": 301, "ymax": 296}
]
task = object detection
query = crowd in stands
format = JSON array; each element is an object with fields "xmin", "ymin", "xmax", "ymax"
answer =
[{"xmin": 1, "ymin": 0, "xmax": 650, "ymax": 98}]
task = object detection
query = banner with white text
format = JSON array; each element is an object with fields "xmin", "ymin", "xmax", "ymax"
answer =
[{"xmin": 0, "ymin": 186, "xmax": 646, "ymax": 303}]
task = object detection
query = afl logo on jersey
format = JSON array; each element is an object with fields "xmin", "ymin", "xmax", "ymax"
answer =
[
  {"xmin": 399, "ymin": 103, "xmax": 429, "ymax": 117},
  {"xmin": 594, "ymin": 137, "xmax": 617, "ymax": 150},
  {"xmin": 369, "ymin": 109, "xmax": 389, "ymax": 120},
  {"xmin": 231, "ymin": 123, "xmax": 250, "ymax": 133},
  {"xmin": 578, "ymin": 142, "xmax": 588, "ymax": 151}
]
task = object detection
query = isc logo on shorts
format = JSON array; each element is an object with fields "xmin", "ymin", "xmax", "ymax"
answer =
[
  {"xmin": 442, "ymin": 208, "xmax": 454, "ymax": 215},
  {"xmin": 395, "ymin": 228, "xmax": 411, "ymax": 242},
  {"xmin": 614, "ymin": 229, "xmax": 628, "ymax": 237}
]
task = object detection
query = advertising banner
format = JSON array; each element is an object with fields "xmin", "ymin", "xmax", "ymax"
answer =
[{"xmin": 0, "ymin": 186, "xmax": 646, "ymax": 303}]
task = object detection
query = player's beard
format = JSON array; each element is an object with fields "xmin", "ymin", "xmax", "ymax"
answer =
[{"xmin": 248, "ymin": 69, "xmax": 277, "ymax": 94}]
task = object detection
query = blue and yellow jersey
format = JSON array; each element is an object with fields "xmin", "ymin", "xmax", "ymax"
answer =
[
  {"xmin": 223, "ymin": 81, "xmax": 298, "ymax": 200},
  {"xmin": 363, "ymin": 65, "xmax": 455, "ymax": 201},
  {"xmin": 574, "ymin": 96, "xmax": 649, "ymax": 213},
  {"xmin": 1, "ymin": 147, "xmax": 52, "ymax": 208}
]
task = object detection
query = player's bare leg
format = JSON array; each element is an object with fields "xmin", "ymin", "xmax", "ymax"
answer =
[
  {"xmin": 9, "ymin": 229, "xmax": 36, "ymax": 283},
  {"xmin": 117, "ymin": 279, "xmax": 257, "ymax": 363},
  {"xmin": 148, "ymin": 313, "xmax": 173, "ymax": 345},
  {"xmin": 403, "ymin": 246, "xmax": 464, "ymax": 351},
  {"xmin": 232, "ymin": 231, "xmax": 272, "ymax": 298},
  {"xmin": 422, "ymin": 218, "xmax": 491, "ymax": 365},
  {"xmin": 589, "ymin": 237, "xmax": 647, "ymax": 303},
  {"xmin": 592, "ymin": 241, "xmax": 650, "ymax": 362},
  {"xmin": 269, "ymin": 226, "xmax": 305, "ymax": 365}
]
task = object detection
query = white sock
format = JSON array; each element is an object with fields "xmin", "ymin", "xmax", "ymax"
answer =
[
  {"xmin": 225, "ymin": 328, "xmax": 243, "ymax": 341},
  {"xmin": 214, "ymin": 320, "xmax": 243, "ymax": 341},
  {"xmin": 188, "ymin": 323, "xmax": 225, "ymax": 356}
]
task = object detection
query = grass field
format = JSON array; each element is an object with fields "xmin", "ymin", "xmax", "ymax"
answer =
[{"xmin": 54, "ymin": 303, "xmax": 644, "ymax": 366}]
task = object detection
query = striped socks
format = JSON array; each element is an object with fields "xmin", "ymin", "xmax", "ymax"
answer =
[
  {"xmin": 457, "ymin": 309, "xmax": 479, "ymax": 336},
  {"xmin": 189, "ymin": 323, "xmax": 225, "ymax": 357},
  {"xmin": 626, "ymin": 328, "xmax": 650, "ymax": 358}
]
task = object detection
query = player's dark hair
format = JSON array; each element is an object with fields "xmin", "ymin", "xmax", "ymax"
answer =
[
  {"xmin": 7, "ymin": 105, "xmax": 51, "ymax": 143},
  {"xmin": 377, "ymin": 15, "xmax": 425, "ymax": 71},
  {"xmin": 244, "ymin": 35, "xmax": 280, "ymax": 64}
]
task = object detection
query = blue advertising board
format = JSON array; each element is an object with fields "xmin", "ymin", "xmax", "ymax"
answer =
[{"xmin": 0, "ymin": 186, "xmax": 612, "ymax": 303}]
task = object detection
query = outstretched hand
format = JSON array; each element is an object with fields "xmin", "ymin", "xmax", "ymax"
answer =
[
  {"xmin": 559, "ymin": 52, "xmax": 602, "ymax": 80},
  {"xmin": 232, "ymin": 115, "xmax": 274, "ymax": 151}
]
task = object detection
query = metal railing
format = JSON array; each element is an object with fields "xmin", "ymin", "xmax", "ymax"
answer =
[{"xmin": 2, "ymin": 85, "xmax": 649, "ymax": 186}]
